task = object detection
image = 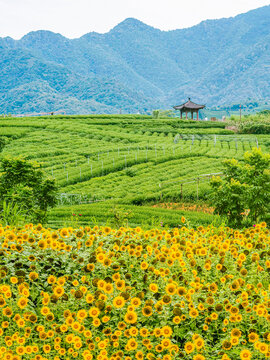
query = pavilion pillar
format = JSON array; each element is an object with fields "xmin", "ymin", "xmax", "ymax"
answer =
[
  {"xmin": 180, "ymin": 111, "xmax": 182, "ymax": 119},
  {"xmin": 192, "ymin": 112, "xmax": 194, "ymax": 120},
  {"xmin": 197, "ymin": 111, "xmax": 199, "ymax": 120}
]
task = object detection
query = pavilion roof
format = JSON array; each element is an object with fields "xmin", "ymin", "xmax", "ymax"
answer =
[{"xmin": 173, "ymin": 98, "xmax": 205, "ymax": 111}]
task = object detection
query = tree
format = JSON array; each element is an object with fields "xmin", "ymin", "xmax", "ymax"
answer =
[
  {"xmin": 0, "ymin": 157, "xmax": 58, "ymax": 224},
  {"xmin": 210, "ymin": 148, "xmax": 270, "ymax": 227},
  {"xmin": 152, "ymin": 110, "xmax": 160, "ymax": 119}
]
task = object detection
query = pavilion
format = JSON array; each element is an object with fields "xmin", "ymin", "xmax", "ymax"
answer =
[{"xmin": 173, "ymin": 98, "xmax": 205, "ymax": 120}]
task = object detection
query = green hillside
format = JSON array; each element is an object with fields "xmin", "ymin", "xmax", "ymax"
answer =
[
  {"xmin": 0, "ymin": 5, "xmax": 270, "ymax": 114},
  {"xmin": 1, "ymin": 115, "xmax": 269, "ymax": 227}
]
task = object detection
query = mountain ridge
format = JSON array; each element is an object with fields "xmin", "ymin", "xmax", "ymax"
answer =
[{"xmin": 0, "ymin": 5, "xmax": 270, "ymax": 114}]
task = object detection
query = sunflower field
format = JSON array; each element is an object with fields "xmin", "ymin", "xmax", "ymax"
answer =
[{"xmin": 0, "ymin": 221, "xmax": 270, "ymax": 360}]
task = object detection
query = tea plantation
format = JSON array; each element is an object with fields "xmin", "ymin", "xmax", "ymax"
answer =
[{"xmin": 1, "ymin": 115, "xmax": 269, "ymax": 228}]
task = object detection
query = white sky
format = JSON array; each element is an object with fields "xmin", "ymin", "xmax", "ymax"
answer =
[{"xmin": 0, "ymin": 0, "xmax": 269, "ymax": 39}]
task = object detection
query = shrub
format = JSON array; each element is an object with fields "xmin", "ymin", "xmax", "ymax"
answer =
[{"xmin": 240, "ymin": 123, "xmax": 270, "ymax": 134}]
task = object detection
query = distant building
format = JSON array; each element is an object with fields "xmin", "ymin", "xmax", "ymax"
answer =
[{"xmin": 173, "ymin": 98, "xmax": 205, "ymax": 120}]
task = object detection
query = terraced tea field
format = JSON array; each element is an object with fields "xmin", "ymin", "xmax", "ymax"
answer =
[{"xmin": 1, "ymin": 115, "xmax": 269, "ymax": 227}]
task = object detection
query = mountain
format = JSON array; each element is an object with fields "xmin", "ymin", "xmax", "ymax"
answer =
[{"xmin": 0, "ymin": 6, "xmax": 270, "ymax": 114}]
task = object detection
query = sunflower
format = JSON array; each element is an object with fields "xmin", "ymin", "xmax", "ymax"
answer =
[
  {"xmin": 149, "ymin": 283, "xmax": 158, "ymax": 293},
  {"xmin": 135, "ymin": 351, "xmax": 144, "ymax": 360},
  {"xmin": 57, "ymin": 277, "xmax": 66, "ymax": 286},
  {"xmin": 29, "ymin": 313, "xmax": 37, "ymax": 323},
  {"xmin": 77, "ymin": 309, "xmax": 88, "ymax": 320},
  {"xmin": 113, "ymin": 296, "xmax": 125, "ymax": 309},
  {"xmin": 127, "ymin": 327, "xmax": 137, "ymax": 337},
  {"xmin": 131, "ymin": 297, "xmax": 141, "ymax": 308},
  {"xmin": 194, "ymin": 337, "xmax": 204, "ymax": 349},
  {"xmin": 177, "ymin": 287, "xmax": 186, "ymax": 296},
  {"xmin": 222, "ymin": 340, "xmax": 232, "ymax": 350},
  {"xmin": 231, "ymin": 328, "xmax": 241, "ymax": 338},
  {"xmin": 16, "ymin": 346, "xmax": 25, "ymax": 355},
  {"xmin": 37, "ymin": 240, "xmax": 47, "ymax": 249},
  {"xmin": 231, "ymin": 336, "xmax": 239, "ymax": 346},
  {"xmin": 193, "ymin": 356, "xmax": 206, "ymax": 360},
  {"xmin": 184, "ymin": 342, "xmax": 195, "ymax": 354},
  {"xmin": 140, "ymin": 261, "xmax": 148, "ymax": 270},
  {"xmin": 89, "ymin": 307, "xmax": 100, "ymax": 318},
  {"xmin": 124, "ymin": 311, "xmax": 137, "ymax": 324},
  {"xmin": 75, "ymin": 230, "xmax": 84, "ymax": 238},
  {"xmin": 138, "ymin": 328, "xmax": 148, "ymax": 338},
  {"xmin": 104, "ymin": 283, "xmax": 113, "ymax": 294},
  {"xmin": 162, "ymin": 326, "xmax": 172, "ymax": 338},
  {"xmin": 248, "ymin": 332, "xmax": 258, "ymax": 343},
  {"xmin": 155, "ymin": 344, "xmax": 163, "ymax": 353},
  {"xmin": 53, "ymin": 286, "xmax": 64, "ymax": 298},
  {"xmin": 189, "ymin": 309, "xmax": 199, "ymax": 318},
  {"xmin": 60, "ymin": 228, "xmax": 69, "ymax": 237},
  {"xmin": 259, "ymin": 343, "xmax": 268, "ymax": 354},
  {"xmin": 127, "ymin": 338, "xmax": 138, "ymax": 350},
  {"xmin": 47, "ymin": 275, "xmax": 56, "ymax": 284},
  {"xmin": 86, "ymin": 263, "xmax": 95, "ymax": 271},
  {"xmin": 209, "ymin": 282, "xmax": 218, "ymax": 293},
  {"xmin": 153, "ymin": 328, "xmax": 162, "ymax": 337},
  {"xmin": 46, "ymin": 313, "xmax": 54, "ymax": 321},
  {"xmin": 162, "ymin": 295, "xmax": 171, "ymax": 304},
  {"xmin": 103, "ymin": 226, "xmax": 111, "ymax": 235},
  {"xmin": 165, "ymin": 284, "xmax": 177, "ymax": 295},
  {"xmin": 240, "ymin": 349, "xmax": 252, "ymax": 360},
  {"xmin": 142, "ymin": 306, "xmax": 153, "ymax": 317},
  {"xmin": 104, "ymin": 258, "xmax": 111, "ymax": 266},
  {"xmin": 10, "ymin": 276, "xmax": 18, "ymax": 284},
  {"xmin": 115, "ymin": 280, "xmax": 125, "ymax": 290},
  {"xmin": 17, "ymin": 297, "xmax": 28, "ymax": 309},
  {"xmin": 29, "ymin": 272, "xmax": 38, "ymax": 281},
  {"xmin": 173, "ymin": 316, "xmax": 181, "ymax": 324},
  {"xmin": 41, "ymin": 306, "xmax": 50, "ymax": 316}
]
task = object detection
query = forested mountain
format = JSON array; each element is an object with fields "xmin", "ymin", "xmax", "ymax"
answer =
[{"xmin": 0, "ymin": 5, "xmax": 269, "ymax": 114}]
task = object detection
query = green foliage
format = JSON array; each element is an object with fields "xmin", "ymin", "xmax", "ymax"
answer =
[
  {"xmin": 63, "ymin": 212, "xmax": 82, "ymax": 229},
  {"xmin": 210, "ymin": 148, "xmax": 270, "ymax": 226},
  {"xmin": 0, "ymin": 137, "xmax": 7, "ymax": 153},
  {"xmin": 109, "ymin": 205, "xmax": 133, "ymax": 228},
  {"xmin": 158, "ymin": 110, "xmax": 177, "ymax": 118},
  {"xmin": 259, "ymin": 109, "xmax": 270, "ymax": 115},
  {"xmin": 0, "ymin": 157, "xmax": 58, "ymax": 224},
  {"xmin": 210, "ymin": 177, "xmax": 249, "ymax": 227},
  {"xmin": 0, "ymin": 200, "xmax": 25, "ymax": 226},
  {"xmin": 125, "ymin": 168, "xmax": 136, "ymax": 177},
  {"xmin": 152, "ymin": 110, "xmax": 159, "ymax": 119},
  {"xmin": 240, "ymin": 123, "xmax": 270, "ymax": 134},
  {"xmin": 228, "ymin": 110, "xmax": 270, "ymax": 134}
]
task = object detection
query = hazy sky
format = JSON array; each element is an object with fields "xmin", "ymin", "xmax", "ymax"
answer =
[{"xmin": 0, "ymin": 0, "xmax": 269, "ymax": 39}]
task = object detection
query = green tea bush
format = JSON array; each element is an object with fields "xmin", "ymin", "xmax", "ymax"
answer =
[{"xmin": 1, "ymin": 114, "xmax": 269, "ymax": 227}]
